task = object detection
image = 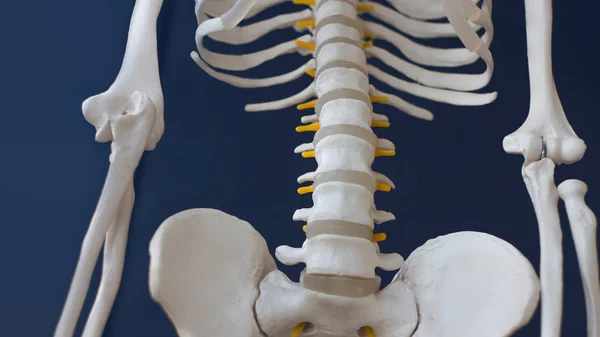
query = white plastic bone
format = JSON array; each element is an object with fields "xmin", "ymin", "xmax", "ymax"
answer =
[
  {"xmin": 503, "ymin": 0, "xmax": 586, "ymax": 165},
  {"xmin": 442, "ymin": 0, "xmax": 493, "ymax": 53},
  {"xmin": 255, "ymin": 270, "xmax": 418, "ymax": 337},
  {"xmin": 523, "ymin": 158, "xmax": 563, "ymax": 337},
  {"xmin": 557, "ymin": 180, "xmax": 600, "ymax": 337},
  {"xmin": 198, "ymin": 0, "xmax": 287, "ymax": 22},
  {"xmin": 364, "ymin": 1, "xmax": 480, "ymax": 39},
  {"xmin": 192, "ymin": 57, "xmax": 312, "ymax": 88},
  {"xmin": 363, "ymin": 20, "xmax": 488, "ymax": 67},
  {"xmin": 369, "ymin": 86, "xmax": 433, "ymax": 121},
  {"xmin": 245, "ymin": 83, "xmax": 315, "ymax": 111},
  {"xmin": 195, "ymin": 35, "xmax": 310, "ymax": 71},
  {"xmin": 81, "ymin": 183, "xmax": 133, "ymax": 337},
  {"xmin": 294, "ymin": 138, "xmax": 396, "ymax": 154},
  {"xmin": 82, "ymin": 1, "xmax": 164, "ymax": 149},
  {"xmin": 368, "ymin": 65, "xmax": 497, "ymax": 106},
  {"xmin": 55, "ymin": 0, "xmax": 163, "ymax": 335},
  {"xmin": 296, "ymin": 171, "xmax": 395, "ymax": 188},
  {"xmin": 384, "ymin": 0, "xmax": 446, "ymax": 20},
  {"xmin": 56, "ymin": 92, "xmax": 157, "ymax": 337},
  {"xmin": 366, "ymin": 46, "xmax": 491, "ymax": 92},
  {"xmin": 194, "ymin": 0, "xmax": 260, "ymax": 38},
  {"xmin": 276, "ymin": 234, "xmax": 403, "ymax": 277},
  {"xmin": 397, "ymin": 231, "xmax": 540, "ymax": 337},
  {"xmin": 207, "ymin": 9, "xmax": 312, "ymax": 45},
  {"xmin": 372, "ymin": 209, "xmax": 395, "ymax": 224},
  {"xmin": 149, "ymin": 209, "xmax": 276, "ymax": 337}
]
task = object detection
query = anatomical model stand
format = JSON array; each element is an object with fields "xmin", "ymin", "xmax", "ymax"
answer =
[{"xmin": 54, "ymin": 0, "xmax": 600, "ymax": 337}]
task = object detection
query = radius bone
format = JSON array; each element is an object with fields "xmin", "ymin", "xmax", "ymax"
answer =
[{"xmin": 558, "ymin": 180, "xmax": 600, "ymax": 337}]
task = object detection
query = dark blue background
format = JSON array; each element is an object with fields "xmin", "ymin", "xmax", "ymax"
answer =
[{"xmin": 1, "ymin": 0, "xmax": 599, "ymax": 336}]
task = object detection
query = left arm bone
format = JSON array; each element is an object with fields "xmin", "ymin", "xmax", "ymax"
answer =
[{"xmin": 55, "ymin": 0, "xmax": 164, "ymax": 336}]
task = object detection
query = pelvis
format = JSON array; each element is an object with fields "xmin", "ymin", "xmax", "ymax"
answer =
[{"xmin": 149, "ymin": 209, "xmax": 540, "ymax": 337}]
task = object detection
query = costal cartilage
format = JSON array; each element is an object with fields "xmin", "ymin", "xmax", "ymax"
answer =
[
  {"xmin": 523, "ymin": 158, "xmax": 563, "ymax": 337},
  {"xmin": 55, "ymin": 1, "xmax": 164, "ymax": 336},
  {"xmin": 503, "ymin": 0, "xmax": 586, "ymax": 166},
  {"xmin": 557, "ymin": 180, "xmax": 600, "ymax": 337}
]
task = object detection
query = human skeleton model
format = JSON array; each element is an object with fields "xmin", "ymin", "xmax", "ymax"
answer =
[{"xmin": 54, "ymin": 0, "xmax": 600, "ymax": 336}]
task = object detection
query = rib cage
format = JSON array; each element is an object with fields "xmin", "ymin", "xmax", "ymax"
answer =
[{"xmin": 192, "ymin": 0, "xmax": 494, "ymax": 295}]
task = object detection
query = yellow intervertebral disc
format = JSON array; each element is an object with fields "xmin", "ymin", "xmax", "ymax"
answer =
[
  {"xmin": 305, "ymin": 68, "xmax": 316, "ymax": 78},
  {"xmin": 362, "ymin": 40, "xmax": 374, "ymax": 48},
  {"xmin": 357, "ymin": 4, "xmax": 374, "ymax": 11}
]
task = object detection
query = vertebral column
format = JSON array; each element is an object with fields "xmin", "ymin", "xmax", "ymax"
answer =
[{"xmin": 275, "ymin": 0, "xmax": 403, "ymax": 297}]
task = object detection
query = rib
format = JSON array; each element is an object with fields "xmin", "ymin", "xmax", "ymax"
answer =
[
  {"xmin": 363, "ymin": 1, "xmax": 481, "ymax": 39},
  {"xmin": 207, "ymin": 9, "xmax": 313, "ymax": 45},
  {"xmin": 363, "ymin": 20, "xmax": 487, "ymax": 67},
  {"xmin": 198, "ymin": 0, "xmax": 289, "ymax": 22},
  {"xmin": 192, "ymin": 55, "xmax": 312, "ymax": 88},
  {"xmin": 366, "ymin": 46, "xmax": 492, "ymax": 91},
  {"xmin": 245, "ymin": 83, "xmax": 315, "ymax": 111},
  {"xmin": 368, "ymin": 64, "xmax": 497, "ymax": 106},
  {"xmin": 194, "ymin": 36, "xmax": 310, "ymax": 71},
  {"xmin": 369, "ymin": 86, "xmax": 433, "ymax": 120}
]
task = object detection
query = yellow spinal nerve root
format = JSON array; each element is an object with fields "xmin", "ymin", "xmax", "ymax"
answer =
[{"xmin": 291, "ymin": 322, "xmax": 307, "ymax": 337}]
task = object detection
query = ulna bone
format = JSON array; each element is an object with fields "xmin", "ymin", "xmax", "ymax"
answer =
[
  {"xmin": 557, "ymin": 179, "xmax": 600, "ymax": 337},
  {"xmin": 149, "ymin": 208, "xmax": 276, "ymax": 337},
  {"xmin": 522, "ymin": 158, "xmax": 563, "ymax": 337},
  {"xmin": 397, "ymin": 231, "xmax": 540, "ymax": 337}
]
